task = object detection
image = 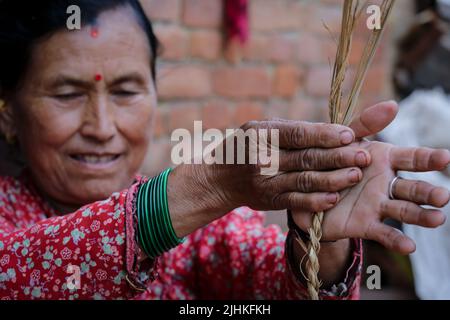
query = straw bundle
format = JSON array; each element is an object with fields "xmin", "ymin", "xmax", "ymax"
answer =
[{"xmin": 295, "ymin": 0, "xmax": 396, "ymax": 300}]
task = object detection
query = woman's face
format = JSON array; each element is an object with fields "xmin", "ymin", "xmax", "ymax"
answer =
[{"xmin": 11, "ymin": 7, "xmax": 156, "ymax": 209}]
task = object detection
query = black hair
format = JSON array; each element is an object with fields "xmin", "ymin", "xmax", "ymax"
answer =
[
  {"xmin": 0, "ymin": 0, "xmax": 159, "ymax": 92},
  {"xmin": 416, "ymin": 0, "xmax": 436, "ymax": 13}
]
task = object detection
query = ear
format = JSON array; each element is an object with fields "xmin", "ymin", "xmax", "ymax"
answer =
[{"xmin": 0, "ymin": 99, "xmax": 17, "ymax": 142}]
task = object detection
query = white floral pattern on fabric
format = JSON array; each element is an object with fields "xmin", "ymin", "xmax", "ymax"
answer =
[{"xmin": 0, "ymin": 174, "xmax": 362, "ymax": 300}]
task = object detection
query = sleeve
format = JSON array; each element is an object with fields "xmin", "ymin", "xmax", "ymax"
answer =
[
  {"xmin": 284, "ymin": 231, "xmax": 362, "ymax": 300},
  {"xmin": 0, "ymin": 180, "xmax": 156, "ymax": 300},
  {"xmin": 141, "ymin": 207, "xmax": 362, "ymax": 300}
]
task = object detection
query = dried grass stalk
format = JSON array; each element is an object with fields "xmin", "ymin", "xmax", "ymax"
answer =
[{"xmin": 299, "ymin": 0, "xmax": 396, "ymax": 300}]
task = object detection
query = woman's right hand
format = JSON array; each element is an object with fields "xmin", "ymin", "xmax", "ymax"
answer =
[
  {"xmin": 168, "ymin": 119, "xmax": 371, "ymax": 237},
  {"xmin": 167, "ymin": 101, "xmax": 400, "ymax": 238}
]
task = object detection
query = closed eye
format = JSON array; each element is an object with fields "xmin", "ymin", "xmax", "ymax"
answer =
[
  {"xmin": 53, "ymin": 93, "xmax": 84, "ymax": 100},
  {"xmin": 113, "ymin": 90, "xmax": 139, "ymax": 97}
]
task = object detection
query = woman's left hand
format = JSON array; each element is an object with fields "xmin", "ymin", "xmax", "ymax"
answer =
[{"xmin": 292, "ymin": 140, "xmax": 450, "ymax": 254}]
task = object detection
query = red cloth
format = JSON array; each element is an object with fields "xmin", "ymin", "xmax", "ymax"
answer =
[
  {"xmin": 225, "ymin": 0, "xmax": 249, "ymax": 44},
  {"xmin": 0, "ymin": 173, "xmax": 362, "ymax": 299}
]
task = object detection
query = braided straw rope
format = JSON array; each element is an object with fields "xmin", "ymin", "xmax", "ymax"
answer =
[
  {"xmin": 295, "ymin": 212, "xmax": 324, "ymax": 300},
  {"xmin": 299, "ymin": 0, "xmax": 396, "ymax": 300}
]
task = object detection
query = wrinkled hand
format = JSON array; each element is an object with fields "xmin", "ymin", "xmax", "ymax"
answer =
[
  {"xmin": 292, "ymin": 140, "xmax": 450, "ymax": 254},
  {"xmin": 195, "ymin": 119, "xmax": 370, "ymax": 216},
  {"xmin": 202, "ymin": 101, "xmax": 401, "ymax": 213},
  {"xmin": 170, "ymin": 118, "xmax": 370, "ymax": 236},
  {"xmin": 169, "ymin": 101, "xmax": 402, "ymax": 237}
]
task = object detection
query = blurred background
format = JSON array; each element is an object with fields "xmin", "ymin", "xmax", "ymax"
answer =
[
  {"xmin": 1, "ymin": 0, "xmax": 449, "ymax": 300},
  {"xmin": 139, "ymin": 0, "xmax": 414, "ymax": 299},
  {"xmin": 142, "ymin": 0, "xmax": 397, "ymax": 175}
]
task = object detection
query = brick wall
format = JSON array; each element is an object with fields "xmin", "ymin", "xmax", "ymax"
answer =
[{"xmin": 140, "ymin": 0, "xmax": 394, "ymax": 175}]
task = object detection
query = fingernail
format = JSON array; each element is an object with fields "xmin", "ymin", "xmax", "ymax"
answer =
[
  {"xmin": 349, "ymin": 169, "xmax": 361, "ymax": 183},
  {"xmin": 340, "ymin": 131, "xmax": 354, "ymax": 144},
  {"xmin": 355, "ymin": 152, "xmax": 368, "ymax": 166},
  {"xmin": 326, "ymin": 193, "xmax": 338, "ymax": 204}
]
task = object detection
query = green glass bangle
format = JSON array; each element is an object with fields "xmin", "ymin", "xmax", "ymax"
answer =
[
  {"xmin": 162, "ymin": 169, "xmax": 184, "ymax": 245},
  {"xmin": 159, "ymin": 171, "xmax": 178, "ymax": 247},
  {"xmin": 150, "ymin": 173, "xmax": 170, "ymax": 253},
  {"xmin": 142, "ymin": 177, "xmax": 163, "ymax": 258},
  {"xmin": 137, "ymin": 180, "xmax": 153, "ymax": 258},
  {"xmin": 136, "ymin": 168, "xmax": 184, "ymax": 259},
  {"xmin": 158, "ymin": 171, "xmax": 175, "ymax": 250},
  {"xmin": 146, "ymin": 175, "xmax": 165, "ymax": 256}
]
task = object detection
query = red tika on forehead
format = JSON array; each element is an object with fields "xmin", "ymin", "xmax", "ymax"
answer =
[
  {"xmin": 90, "ymin": 26, "xmax": 99, "ymax": 38},
  {"xmin": 95, "ymin": 74, "xmax": 103, "ymax": 82}
]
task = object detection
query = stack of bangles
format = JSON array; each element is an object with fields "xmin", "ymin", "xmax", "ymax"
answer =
[{"xmin": 136, "ymin": 168, "xmax": 185, "ymax": 259}]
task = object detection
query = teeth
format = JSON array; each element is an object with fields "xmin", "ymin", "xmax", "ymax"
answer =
[{"xmin": 73, "ymin": 155, "xmax": 118, "ymax": 164}]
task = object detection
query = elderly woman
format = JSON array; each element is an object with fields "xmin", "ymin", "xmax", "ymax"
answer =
[{"xmin": 0, "ymin": 0, "xmax": 449, "ymax": 300}]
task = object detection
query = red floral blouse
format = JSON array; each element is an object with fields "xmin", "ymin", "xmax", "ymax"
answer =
[{"xmin": 0, "ymin": 173, "xmax": 362, "ymax": 300}]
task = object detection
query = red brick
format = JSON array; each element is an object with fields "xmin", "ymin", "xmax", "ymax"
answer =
[
  {"xmin": 250, "ymin": 0, "xmax": 303, "ymax": 31},
  {"xmin": 242, "ymin": 35, "xmax": 270, "ymax": 62},
  {"xmin": 373, "ymin": 41, "xmax": 388, "ymax": 65},
  {"xmin": 167, "ymin": 103, "xmax": 201, "ymax": 131},
  {"xmin": 234, "ymin": 102, "xmax": 265, "ymax": 125},
  {"xmin": 302, "ymin": 5, "xmax": 342, "ymax": 36},
  {"xmin": 305, "ymin": 66, "xmax": 332, "ymax": 97},
  {"xmin": 348, "ymin": 37, "xmax": 366, "ymax": 65},
  {"xmin": 190, "ymin": 30, "xmax": 222, "ymax": 61},
  {"xmin": 315, "ymin": 97, "xmax": 334, "ymax": 123},
  {"xmin": 140, "ymin": 0, "xmax": 180, "ymax": 22},
  {"xmin": 297, "ymin": 33, "xmax": 326, "ymax": 65},
  {"xmin": 152, "ymin": 107, "xmax": 168, "ymax": 138},
  {"xmin": 158, "ymin": 65, "xmax": 212, "ymax": 99},
  {"xmin": 201, "ymin": 100, "xmax": 233, "ymax": 129},
  {"xmin": 213, "ymin": 67, "xmax": 272, "ymax": 99},
  {"xmin": 269, "ymin": 35, "xmax": 296, "ymax": 62},
  {"xmin": 265, "ymin": 101, "xmax": 290, "ymax": 120},
  {"xmin": 224, "ymin": 39, "xmax": 245, "ymax": 64},
  {"xmin": 361, "ymin": 65, "xmax": 388, "ymax": 95},
  {"xmin": 289, "ymin": 95, "xmax": 318, "ymax": 122},
  {"xmin": 141, "ymin": 140, "xmax": 173, "ymax": 176},
  {"xmin": 321, "ymin": 37, "xmax": 340, "ymax": 63},
  {"xmin": 154, "ymin": 25, "xmax": 188, "ymax": 60},
  {"xmin": 321, "ymin": 0, "xmax": 345, "ymax": 4},
  {"xmin": 274, "ymin": 65, "xmax": 302, "ymax": 98},
  {"xmin": 183, "ymin": 0, "xmax": 223, "ymax": 28}
]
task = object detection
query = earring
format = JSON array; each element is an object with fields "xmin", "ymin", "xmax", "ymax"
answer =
[{"xmin": 0, "ymin": 100, "xmax": 15, "ymax": 144}]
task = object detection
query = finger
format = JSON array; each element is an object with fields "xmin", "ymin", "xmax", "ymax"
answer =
[
  {"xmin": 276, "ymin": 168, "xmax": 362, "ymax": 193},
  {"xmin": 269, "ymin": 121, "xmax": 356, "ymax": 149},
  {"xmin": 393, "ymin": 179, "xmax": 450, "ymax": 207},
  {"xmin": 366, "ymin": 222, "xmax": 416, "ymax": 255},
  {"xmin": 272, "ymin": 192, "xmax": 339, "ymax": 212},
  {"xmin": 391, "ymin": 147, "xmax": 450, "ymax": 171},
  {"xmin": 380, "ymin": 199, "xmax": 446, "ymax": 228},
  {"xmin": 279, "ymin": 147, "xmax": 370, "ymax": 171},
  {"xmin": 349, "ymin": 101, "xmax": 399, "ymax": 139}
]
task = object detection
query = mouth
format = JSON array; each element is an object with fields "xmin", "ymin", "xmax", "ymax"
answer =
[
  {"xmin": 68, "ymin": 153, "xmax": 123, "ymax": 170},
  {"xmin": 70, "ymin": 154, "xmax": 121, "ymax": 164}
]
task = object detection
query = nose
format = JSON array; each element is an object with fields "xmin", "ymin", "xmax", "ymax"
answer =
[{"xmin": 80, "ymin": 95, "xmax": 117, "ymax": 142}]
